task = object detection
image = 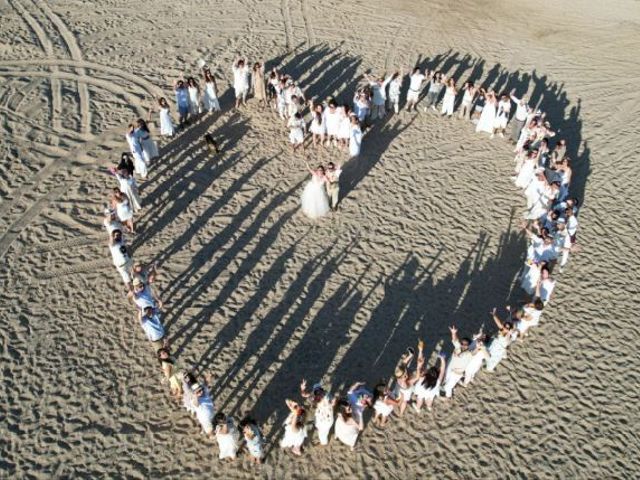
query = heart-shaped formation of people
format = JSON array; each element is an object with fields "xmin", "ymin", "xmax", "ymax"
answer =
[{"xmin": 104, "ymin": 55, "xmax": 581, "ymax": 462}]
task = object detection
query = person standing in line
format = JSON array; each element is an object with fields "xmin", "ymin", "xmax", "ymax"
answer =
[
  {"xmin": 440, "ymin": 77, "xmax": 457, "ymax": 117},
  {"xmin": 280, "ymin": 399, "xmax": 307, "ymax": 456},
  {"xmin": 405, "ymin": 66, "xmax": 426, "ymax": 112},
  {"xmin": 387, "ymin": 69, "xmax": 403, "ymax": 114},
  {"xmin": 137, "ymin": 305, "xmax": 168, "ymax": 352},
  {"xmin": 325, "ymin": 162, "xmax": 342, "ymax": 211},
  {"xmin": 109, "ymin": 228, "xmax": 133, "ymax": 291},
  {"xmin": 252, "ymin": 61, "xmax": 267, "ymax": 109},
  {"xmin": 125, "ymin": 124, "xmax": 147, "ymax": 180},
  {"xmin": 365, "ymin": 72, "xmax": 392, "ymax": 120},
  {"xmin": 232, "ymin": 57, "xmax": 250, "ymax": 109},
  {"xmin": 509, "ymin": 90, "xmax": 531, "ymax": 143},
  {"xmin": 240, "ymin": 417, "xmax": 265, "ymax": 464},
  {"xmin": 458, "ymin": 81, "xmax": 477, "ymax": 120},
  {"xmin": 149, "ymin": 97, "xmax": 175, "ymax": 138},
  {"xmin": 486, "ymin": 308, "xmax": 514, "ymax": 372},
  {"xmin": 442, "ymin": 326, "xmax": 472, "ymax": 398},
  {"xmin": 214, "ymin": 413, "xmax": 241, "ymax": 461},
  {"xmin": 174, "ymin": 77, "xmax": 190, "ymax": 127},
  {"xmin": 349, "ymin": 114, "xmax": 363, "ymax": 159},
  {"xmin": 424, "ymin": 71, "xmax": 445, "ymax": 111},
  {"xmin": 186, "ymin": 77, "xmax": 201, "ymax": 116},
  {"xmin": 201, "ymin": 68, "xmax": 221, "ymax": 113}
]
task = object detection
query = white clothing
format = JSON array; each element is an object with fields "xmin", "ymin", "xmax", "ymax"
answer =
[
  {"xmin": 110, "ymin": 241, "xmax": 130, "ymax": 268},
  {"xmin": 349, "ymin": 125, "xmax": 362, "ymax": 158},
  {"xmin": 115, "ymin": 198, "xmax": 133, "ymax": 222},
  {"xmin": 159, "ymin": 107, "xmax": 175, "ymax": 136},
  {"xmin": 338, "ymin": 113, "xmax": 350, "ymax": 140},
  {"xmin": 511, "ymin": 96, "xmax": 529, "ymax": 121},
  {"xmin": 520, "ymin": 262, "xmax": 541, "ymax": 295},
  {"xmin": 115, "ymin": 174, "xmax": 141, "ymax": 211},
  {"xmin": 566, "ymin": 216, "xmax": 578, "ymax": 237},
  {"xmin": 486, "ymin": 334, "xmax": 511, "ymax": 371},
  {"xmin": 202, "ymin": 81, "xmax": 221, "ymax": 112},
  {"xmin": 539, "ymin": 278, "xmax": 555, "ymax": 303},
  {"xmin": 139, "ymin": 135, "xmax": 158, "ymax": 164},
  {"xmin": 441, "ymin": 87, "xmax": 456, "ymax": 115},
  {"xmin": 407, "ymin": 73, "xmax": 425, "ymax": 102},
  {"xmin": 476, "ymin": 99, "xmax": 496, "ymax": 133},
  {"xmin": 314, "ymin": 398, "xmax": 334, "ymax": 446},
  {"xmin": 126, "ymin": 133, "xmax": 147, "ymax": 179},
  {"xmin": 493, "ymin": 99, "xmax": 510, "ymax": 129},
  {"xmin": 414, "ymin": 379, "xmax": 441, "ymax": 403},
  {"xmin": 515, "ymin": 157, "xmax": 536, "ymax": 189},
  {"xmin": 443, "ymin": 371, "xmax": 463, "ymax": 398},
  {"xmin": 288, "ymin": 117, "xmax": 305, "ymax": 144},
  {"xmin": 334, "ymin": 416, "xmax": 359, "ymax": 448},
  {"xmin": 300, "ymin": 174, "xmax": 330, "ymax": 219},
  {"xmin": 232, "ymin": 65, "xmax": 250, "ymax": 97},
  {"xmin": 188, "ymin": 86, "xmax": 200, "ymax": 115},
  {"xmin": 280, "ymin": 414, "xmax": 306, "ymax": 449},
  {"xmin": 216, "ymin": 419, "xmax": 240, "ymax": 459},
  {"xmin": 195, "ymin": 387, "xmax": 215, "ymax": 434},
  {"xmin": 517, "ymin": 307, "xmax": 542, "ymax": 335},
  {"xmin": 103, "ymin": 218, "xmax": 122, "ymax": 236},
  {"xmin": 324, "ymin": 109, "xmax": 341, "ymax": 137},
  {"xmin": 140, "ymin": 312, "xmax": 165, "ymax": 342},
  {"xmin": 464, "ymin": 347, "xmax": 488, "ymax": 384},
  {"xmin": 310, "ymin": 116, "xmax": 326, "ymax": 136},
  {"xmin": 373, "ymin": 398, "xmax": 394, "ymax": 417},
  {"xmin": 388, "ymin": 79, "xmax": 401, "ymax": 104}
]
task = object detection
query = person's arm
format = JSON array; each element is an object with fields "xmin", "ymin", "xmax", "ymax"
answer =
[
  {"xmin": 437, "ymin": 354, "xmax": 446, "ymax": 384},
  {"xmin": 299, "ymin": 379, "xmax": 311, "ymax": 399},
  {"xmin": 348, "ymin": 381, "xmax": 365, "ymax": 394},
  {"xmin": 491, "ymin": 308, "xmax": 504, "ymax": 330},
  {"xmin": 449, "ymin": 325, "xmax": 459, "ymax": 346}
]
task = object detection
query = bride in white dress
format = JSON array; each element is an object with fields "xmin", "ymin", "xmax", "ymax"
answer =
[
  {"xmin": 300, "ymin": 163, "xmax": 330, "ymax": 219},
  {"xmin": 475, "ymin": 90, "xmax": 497, "ymax": 134}
]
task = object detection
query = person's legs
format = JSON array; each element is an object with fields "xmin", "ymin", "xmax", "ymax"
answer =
[
  {"xmin": 443, "ymin": 371, "xmax": 462, "ymax": 398},
  {"xmin": 511, "ymin": 119, "xmax": 524, "ymax": 142}
]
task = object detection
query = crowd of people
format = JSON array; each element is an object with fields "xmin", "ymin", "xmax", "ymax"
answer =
[{"xmin": 101, "ymin": 55, "xmax": 581, "ymax": 463}]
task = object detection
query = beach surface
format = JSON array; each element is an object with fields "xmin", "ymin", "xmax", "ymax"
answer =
[{"xmin": 1, "ymin": 0, "xmax": 639, "ymax": 478}]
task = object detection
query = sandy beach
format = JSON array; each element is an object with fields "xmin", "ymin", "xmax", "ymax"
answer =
[{"xmin": 1, "ymin": 0, "xmax": 639, "ymax": 478}]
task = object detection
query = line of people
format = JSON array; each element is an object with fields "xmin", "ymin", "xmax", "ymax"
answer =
[{"xmin": 100, "ymin": 55, "xmax": 581, "ymax": 463}]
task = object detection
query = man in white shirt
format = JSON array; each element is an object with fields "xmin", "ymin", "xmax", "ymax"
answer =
[
  {"xmin": 138, "ymin": 305, "xmax": 167, "ymax": 352},
  {"xmin": 232, "ymin": 58, "xmax": 250, "ymax": 109},
  {"xmin": 443, "ymin": 326, "xmax": 472, "ymax": 398},
  {"xmin": 109, "ymin": 229, "xmax": 133, "ymax": 290},
  {"xmin": 405, "ymin": 67, "xmax": 426, "ymax": 112},
  {"xmin": 509, "ymin": 90, "xmax": 531, "ymax": 143},
  {"xmin": 325, "ymin": 162, "xmax": 342, "ymax": 211}
]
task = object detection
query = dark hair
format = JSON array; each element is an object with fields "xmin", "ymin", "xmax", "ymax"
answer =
[
  {"xmin": 423, "ymin": 366, "xmax": 440, "ymax": 389},
  {"xmin": 214, "ymin": 413, "xmax": 227, "ymax": 425},
  {"xmin": 184, "ymin": 372, "xmax": 196, "ymax": 385},
  {"xmin": 533, "ymin": 298, "xmax": 545, "ymax": 310}
]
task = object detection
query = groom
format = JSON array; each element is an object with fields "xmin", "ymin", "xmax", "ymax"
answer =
[{"xmin": 325, "ymin": 162, "xmax": 342, "ymax": 211}]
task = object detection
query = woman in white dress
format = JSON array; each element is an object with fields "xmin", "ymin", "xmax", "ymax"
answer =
[
  {"xmin": 232, "ymin": 57, "xmax": 250, "ymax": 109},
  {"xmin": 476, "ymin": 90, "xmax": 497, "ymax": 134},
  {"xmin": 300, "ymin": 163, "xmax": 330, "ymax": 220},
  {"xmin": 280, "ymin": 400, "xmax": 307, "ymax": 456},
  {"xmin": 194, "ymin": 383, "xmax": 215, "ymax": 437},
  {"xmin": 492, "ymin": 94, "xmax": 511, "ymax": 138},
  {"xmin": 486, "ymin": 308, "xmax": 514, "ymax": 372},
  {"xmin": 113, "ymin": 190, "xmax": 135, "ymax": 233},
  {"xmin": 521, "ymin": 260, "xmax": 542, "ymax": 295},
  {"xmin": 372, "ymin": 383, "xmax": 399, "ymax": 427},
  {"xmin": 463, "ymin": 333, "xmax": 489, "ymax": 386},
  {"xmin": 349, "ymin": 115, "xmax": 363, "ymax": 158},
  {"xmin": 387, "ymin": 69, "xmax": 403, "ymax": 114},
  {"xmin": 323, "ymin": 100, "xmax": 341, "ymax": 147},
  {"xmin": 411, "ymin": 339, "xmax": 445, "ymax": 412},
  {"xmin": 440, "ymin": 78, "xmax": 457, "ymax": 117},
  {"xmin": 338, "ymin": 106, "xmax": 351, "ymax": 150},
  {"xmin": 314, "ymin": 393, "xmax": 336, "ymax": 446},
  {"xmin": 288, "ymin": 112, "xmax": 306, "ymax": 153},
  {"xmin": 201, "ymin": 68, "xmax": 221, "ymax": 113},
  {"xmin": 152, "ymin": 97, "xmax": 175, "ymax": 138},
  {"xmin": 109, "ymin": 166, "xmax": 141, "ymax": 212},
  {"xmin": 134, "ymin": 119, "xmax": 159, "ymax": 165},
  {"xmin": 538, "ymin": 266, "xmax": 555, "ymax": 304},
  {"xmin": 309, "ymin": 103, "xmax": 326, "ymax": 148},
  {"xmin": 334, "ymin": 401, "xmax": 360, "ymax": 451},
  {"xmin": 513, "ymin": 299, "xmax": 544, "ymax": 340},
  {"xmin": 187, "ymin": 77, "xmax": 201, "ymax": 116},
  {"xmin": 514, "ymin": 150, "xmax": 538, "ymax": 189},
  {"xmin": 125, "ymin": 124, "xmax": 147, "ymax": 180},
  {"xmin": 214, "ymin": 413, "xmax": 240, "ymax": 460}
]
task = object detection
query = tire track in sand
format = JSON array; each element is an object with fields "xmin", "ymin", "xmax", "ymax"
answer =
[
  {"xmin": 280, "ymin": 0, "xmax": 293, "ymax": 50},
  {"xmin": 35, "ymin": 0, "xmax": 91, "ymax": 135},
  {"xmin": 300, "ymin": 0, "xmax": 316, "ymax": 45},
  {"xmin": 8, "ymin": 0, "xmax": 63, "ymax": 137}
]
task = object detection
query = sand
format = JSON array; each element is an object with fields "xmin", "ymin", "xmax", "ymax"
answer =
[{"xmin": 1, "ymin": 0, "xmax": 639, "ymax": 478}]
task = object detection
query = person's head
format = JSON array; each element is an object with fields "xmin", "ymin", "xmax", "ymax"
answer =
[
  {"xmin": 316, "ymin": 165, "xmax": 325, "ymax": 175},
  {"xmin": 503, "ymin": 321, "xmax": 513, "ymax": 331},
  {"xmin": 214, "ymin": 412, "xmax": 226, "ymax": 426},
  {"xmin": 294, "ymin": 112, "xmax": 301, "ymax": 120},
  {"xmin": 237, "ymin": 59, "xmax": 245, "ymax": 68},
  {"xmin": 565, "ymin": 207, "xmax": 574, "ymax": 217},
  {"xmin": 391, "ymin": 71, "xmax": 400, "ymax": 81},
  {"xmin": 253, "ymin": 61, "xmax": 261, "ymax": 71},
  {"xmin": 143, "ymin": 305, "xmax": 154, "ymax": 318},
  {"xmin": 448, "ymin": 78, "xmax": 455, "ymax": 87},
  {"xmin": 158, "ymin": 97, "xmax": 168, "ymax": 107},
  {"xmin": 183, "ymin": 372, "xmax": 196, "ymax": 385},
  {"xmin": 412, "ymin": 66, "xmax": 420, "ymax": 75},
  {"xmin": 176, "ymin": 79, "xmax": 185, "ymax": 89},
  {"xmin": 534, "ymin": 298, "xmax": 545, "ymax": 311},
  {"xmin": 111, "ymin": 229, "xmax": 123, "ymax": 242},
  {"xmin": 556, "ymin": 218, "xmax": 566, "ymax": 231},
  {"xmin": 394, "ymin": 365, "xmax": 407, "ymax": 380},
  {"xmin": 157, "ymin": 347, "xmax": 170, "ymax": 361},
  {"xmin": 133, "ymin": 278, "xmax": 145, "ymax": 292},
  {"xmin": 350, "ymin": 114, "xmax": 359, "ymax": 125},
  {"xmin": 541, "ymin": 266, "xmax": 550, "ymax": 280},
  {"xmin": 327, "ymin": 162, "xmax": 335, "ymax": 172},
  {"xmin": 460, "ymin": 337, "xmax": 471, "ymax": 351},
  {"xmin": 328, "ymin": 99, "xmax": 337, "ymax": 110},
  {"xmin": 133, "ymin": 261, "xmax": 143, "ymax": 273}
]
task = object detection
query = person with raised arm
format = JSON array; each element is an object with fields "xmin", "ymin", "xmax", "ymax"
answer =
[
  {"xmin": 486, "ymin": 308, "xmax": 514, "ymax": 372},
  {"xmin": 442, "ymin": 326, "xmax": 472, "ymax": 398},
  {"xmin": 232, "ymin": 57, "xmax": 250, "ymax": 109}
]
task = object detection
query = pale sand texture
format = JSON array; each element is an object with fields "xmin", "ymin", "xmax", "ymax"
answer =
[{"xmin": 1, "ymin": 0, "xmax": 639, "ymax": 478}]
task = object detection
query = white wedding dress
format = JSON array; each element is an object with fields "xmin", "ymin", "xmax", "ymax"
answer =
[{"xmin": 300, "ymin": 174, "xmax": 330, "ymax": 219}]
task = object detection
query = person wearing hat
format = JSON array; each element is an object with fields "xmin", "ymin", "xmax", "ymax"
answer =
[
  {"xmin": 109, "ymin": 229, "xmax": 133, "ymax": 291},
  {"xmin": 137, "ymin": 305, "xmax": 167, "ymax": 352}
]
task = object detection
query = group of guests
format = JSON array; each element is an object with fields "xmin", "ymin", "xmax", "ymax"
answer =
[{"xmin": 100, "ymin": 55, "xmax": 582, "ymax": 463}]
